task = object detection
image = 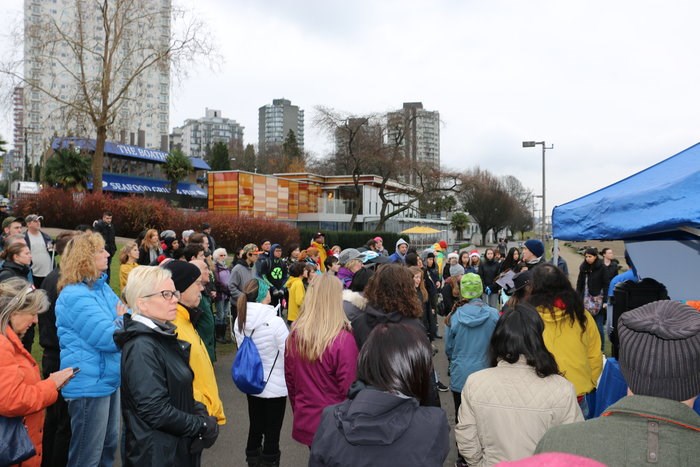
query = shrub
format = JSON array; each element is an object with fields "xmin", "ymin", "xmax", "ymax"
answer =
[{"xmin": 12, "ymin": 188, "xmax": 300, "ymax": 252}]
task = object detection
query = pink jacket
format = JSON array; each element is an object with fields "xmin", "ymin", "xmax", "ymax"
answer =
[{"xmin": 285, "ymin": 329, "xmax": 358, "ymax": 446}]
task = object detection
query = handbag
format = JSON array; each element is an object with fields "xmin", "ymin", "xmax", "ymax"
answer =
[
  {"xmin": 0, "ymin": 415, "xmax": 36, "ymax": 466},
  {"xmin": 583, "ymin": 277, "xmax": 604, "ymax": 316}
]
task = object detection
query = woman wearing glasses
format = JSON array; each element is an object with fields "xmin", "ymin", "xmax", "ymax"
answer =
[
  {"xmin": 56, "ymin": 232, "xmax": 127, "ymax": 466},
  {"xmin": 0, "ymin": 278, "xmax": 75, "ymax": 467},
  {"xmin": 116, "ymin": 266, "xmax": 219, "ymax": 466}
]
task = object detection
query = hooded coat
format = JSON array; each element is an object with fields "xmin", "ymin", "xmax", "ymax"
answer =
[
  {"xmin": 114, "ymin": 314, "xmax": 206, "ymax": 467},
  {"xmin": 309, "ymin": 384, "xmax": 450, "ymax": 467},
  {"xmin": 444, "ymin": 298, "xmax": 499, "ymax": 393}
]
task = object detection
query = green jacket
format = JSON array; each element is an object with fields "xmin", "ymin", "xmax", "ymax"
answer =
[
  {"xmin": 195, "ymin": 294, "xmax": 216, "ymax": 363},
  {"xmin": 536, "ymin": 395, "xmax": 700, "ymax": 466}
]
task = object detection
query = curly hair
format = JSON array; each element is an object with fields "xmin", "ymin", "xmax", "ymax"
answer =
[
  {"xmin": 58, "ymin": 232, "xmax": 106, "ymax": 292},
  {"xmin": 364, "ymin": 264, "xmax": 421, "ymax": 318}
]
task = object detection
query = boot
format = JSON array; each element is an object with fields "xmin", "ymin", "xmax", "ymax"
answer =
[
  {"xmin": 245, "ymin": 448, "xmax": 261, "ymax": 467},
  {"xmin": 259, "ymin": 452, "xmax": 280, "ymax": 467},
  {"xmin": 215, "ymin": 325, "xmax": 227, "ymax": 344}
]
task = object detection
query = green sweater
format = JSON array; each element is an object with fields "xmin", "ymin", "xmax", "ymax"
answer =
[
  {"xmin": 195, "ymin": 294, "xmax": 216, "ymax": 363},
  {"xmin": 536, "ymin": 395, "xmax": 700, "ymax": 466}
]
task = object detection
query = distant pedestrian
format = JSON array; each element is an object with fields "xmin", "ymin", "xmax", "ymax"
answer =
[{"xmin": 93, "ymin": 211, "xmax": 116, "ymax": 282}]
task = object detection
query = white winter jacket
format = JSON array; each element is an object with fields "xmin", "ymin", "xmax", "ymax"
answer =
[
  {"xmin": 455, "ymin": 357, "xmax": 583, "ymax": 466},
  {"xmin": 234, "ymin": 302, "xmax": 289, "ymax": 398}
]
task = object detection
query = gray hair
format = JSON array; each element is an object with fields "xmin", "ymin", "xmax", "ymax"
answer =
[{"xmin": 0, "ymin": 278, "xmax": 49, "ymax": 336}]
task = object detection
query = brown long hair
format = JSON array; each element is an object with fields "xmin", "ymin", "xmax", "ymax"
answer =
[
  {"xmin": 364, "ymin": 264, "xmax": 421, "ymax": 318},
  {"xmin": 409, "ymin": 266, "xmax": 428, "ymax": 304},
  {"xmin": 236, "ymin": 279, "xmax": 260, "ymax": 333}
]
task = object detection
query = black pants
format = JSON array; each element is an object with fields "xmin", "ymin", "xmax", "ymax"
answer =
[
  {"xmin": 42, "ymin": 353, "xmax": 71, "ymax": 467},
  {"xmin": 452, "ymin": 390, "xmax": 462, "ymax": 421},
  {"xmin": 246, "ymin": 395, "xmax": 286, "ymax": 456}
]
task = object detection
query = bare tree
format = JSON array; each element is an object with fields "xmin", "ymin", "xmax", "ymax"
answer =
[
  {"xmin": 314, "ymin": 107, "xmax": 383, "ymax": 228},
  {"xmin": 459, "ymin": 168, "xmax": 515, "ymax": 245},
  {"xmin": 1, "ymin": 0, "xmax": 215, "ymax": 193}
]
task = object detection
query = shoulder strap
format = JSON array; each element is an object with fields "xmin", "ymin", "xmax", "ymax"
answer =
[{"xmin": 246, "ymin": 323, "xmax": 279, "ymax": 385}]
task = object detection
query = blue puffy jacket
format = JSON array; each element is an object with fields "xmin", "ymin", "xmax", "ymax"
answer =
[
  {"xmin": 445, "ymin": 298, "xmax": 499, "ymax": 393},
  {"xmin": 56, "ymin": 273, "xmax": 122, "ymax": 398}
]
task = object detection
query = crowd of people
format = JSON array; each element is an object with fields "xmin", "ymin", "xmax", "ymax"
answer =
[{"xmin": 0, "ymin": 212, "xmax": 698, "ymax": 467}]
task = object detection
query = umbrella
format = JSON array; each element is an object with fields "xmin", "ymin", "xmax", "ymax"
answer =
[{"xmin": 400, "ymin": 226, "xmax": 442, "ymax": 234}]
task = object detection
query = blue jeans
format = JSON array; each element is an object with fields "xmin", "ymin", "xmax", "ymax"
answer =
[
  {"xmin": 215, "ymin": 298, "xmax": 230, "ymax": 325},
  {"xmin": 66, "ymin": 391, "xmax": 120, "ymax": 467}
]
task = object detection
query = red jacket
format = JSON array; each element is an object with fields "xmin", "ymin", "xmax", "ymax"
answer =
[
  {"xmin": 0, "ymin": 327, "xmax": 58, "ymax": 467},
  {"xmin": 285, "ymin": 329, "xmax": 358, "ymax": 446}
]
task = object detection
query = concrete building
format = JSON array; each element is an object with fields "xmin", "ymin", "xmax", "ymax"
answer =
[
  {"xmin": 20, "ymin": 0, "xmax": 170, "ymax": 167},
  {"xmin": 387, "ymin": 102, "xmax": 440, "ymax": 185},
  {"xmin": 172, "ymin": 108, "xmax": 244, "ymax": 158},
  {"xmin": 258, "ymin": 98, "xmax": 304, "ymax": 153}
]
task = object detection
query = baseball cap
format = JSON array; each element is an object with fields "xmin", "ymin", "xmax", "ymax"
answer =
[
  {"xmin": 2, "ymin": 216, "xmax": 23, "ymax": 229},
  {"xmin": 25, "ymin": 214, "xmax": 43, "ymax": 223},
  {"xmin": 313, "ymin": 232, "xmax": 324, "ymax": 240},
  {"xmin": 242, "ymin": 243, "xmax": 264, "ymax": 255}
]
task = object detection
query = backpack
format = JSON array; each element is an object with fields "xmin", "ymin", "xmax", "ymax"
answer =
[{"xmin": 231, "ymin": 327, "xmax": 279, "ymax": 395}]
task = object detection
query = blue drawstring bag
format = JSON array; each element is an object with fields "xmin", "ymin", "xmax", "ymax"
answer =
[{"xmin": 231, "ymin": 328, "xmax": 278, "ymax": 394}]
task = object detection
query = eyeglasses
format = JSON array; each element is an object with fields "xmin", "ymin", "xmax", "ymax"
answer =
[{"xmin": 143, "ymin": 290, "xmax": 181, "ymax": 301}]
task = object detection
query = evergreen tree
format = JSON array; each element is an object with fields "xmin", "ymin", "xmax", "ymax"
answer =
[
  {"xmin": 208, "ymin": 141, "xmax": 230, "ymax": 171},
  {"xmin": 163, "ymin": 149, "xmax": 193, "ymax": 194},
  {"xmin": 44, "ymin": 148, "xmax": 91, "ymax": 190},
  {"xmin": 241, "ymin": 144, "xmax": 256, "ymax": 172}
]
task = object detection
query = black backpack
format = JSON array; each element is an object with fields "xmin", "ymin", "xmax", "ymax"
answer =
[{"xmin": 610, "ymin": 278, "xmax": 669, "ymax": 358}]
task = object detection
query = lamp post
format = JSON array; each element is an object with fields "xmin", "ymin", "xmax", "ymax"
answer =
[{"xmin": 522, "ymin": 141, "xmax": 553, "ymax": 244}]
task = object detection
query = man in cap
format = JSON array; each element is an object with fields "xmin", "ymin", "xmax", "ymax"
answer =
[
  {"xmin": 310, "ymin": 232, "xmax": 331, "ymax": 272},
  {"xmin": 24, "ymin": 214, "xmax": 53, "ymax": 288},
  {"xmin": 93, "ymin": 211, "xmax": 117, "ymax": 282},
  {"xmin": 520, "ymin": 239, "xmax": 546, "ymax": 270},
  {"xmin": 163, "ymin": 260, "xmax": 226, "ymax": 426},
  {"xmin": 1, "ymin": 216, "xmax": 24, "ymax": 251},
  {"xmin": 201, "ymin": 223, "xmax": 216, "ymax": 252},
  {"xmin": 389, "ymin": 238, "xmax": 409, "ymax": 264},
  {"xmin": 536, "ymin": 300, "xmax": 700, "ymax": 465}
]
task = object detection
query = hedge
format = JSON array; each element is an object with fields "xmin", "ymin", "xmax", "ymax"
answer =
[{"xmin": 13, "ymin": 189, "xmax": 300, "ymax": 253}]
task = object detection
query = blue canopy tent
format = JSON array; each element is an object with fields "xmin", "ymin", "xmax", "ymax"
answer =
[{"xmin": 552, "ymin": 143, "xmax": 700, "ymax": 301}]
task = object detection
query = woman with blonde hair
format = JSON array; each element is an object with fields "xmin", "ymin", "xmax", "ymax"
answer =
[
  {"xmin": 56, "ymin": 232, "xmax": 127, "ymax": 466},
  {"xmin": 285, "ymin": 273, "xmax": 358, "ymax": 447},
  {"xmin": 137, "ymin": 228, "xmax": 162, "ymax": 265},
  {"xmin": 0, "ymin": 278, "xmax": 75, "ymax": 467},
  {"xmin": 115, "ymin": 266, "xmax": 219, "ymax": 466},
  {"xmin": 119, "ymin": 241, "xmax": 139, "ymax": 291}
]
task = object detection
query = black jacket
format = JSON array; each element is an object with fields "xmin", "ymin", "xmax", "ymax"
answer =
[
  {"xmin": 350, "ymin": 304, "xmax": 440, "ymax": 407},
  {"xmin": 576, "ymin": 258, "xmax": 606, "ymax": 297},
  {"xmin": 114, "ymin": 314, "xmax": 206, "ymax": 467},
  {"xmin": 0, "ymin": 260, "xmax": 32, "ymax": 283},
  {"xmin": 94, "ymin": 220, "xmax": 117, "ymax": 255},
  {"xmin": 479, "ymin": 258, "xmax": 501, "ymax": 291},
  {"xmin": 309, "ymin": 383, "xmax": 450, "ymax": 467},
  {"xmin": 38, "ymin": 267, "xmax": 61, "ymax": 370}
]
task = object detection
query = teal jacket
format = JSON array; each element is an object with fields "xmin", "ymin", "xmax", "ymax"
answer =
[{"xmin": 536, "ymin": 395, "xmax": 700, "ymax": 466}]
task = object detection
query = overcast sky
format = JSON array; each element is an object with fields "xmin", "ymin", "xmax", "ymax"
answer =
[{"xmin": 2, "ymin": 0, "xmax": 699, "ymax": 214}]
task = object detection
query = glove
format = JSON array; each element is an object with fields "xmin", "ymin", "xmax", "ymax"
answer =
[
  {"xmin": 190, "ymin": 415, "xmax": 219, "ymax": 453},
  {"xmin": 485, "ymin": 286, "xmax": 492, "ymax": 296}
]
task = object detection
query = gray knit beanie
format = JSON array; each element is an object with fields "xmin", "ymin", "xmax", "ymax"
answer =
[{"xmin": 618, "ymin": 300, "xmax": 700, "ymax": 401}]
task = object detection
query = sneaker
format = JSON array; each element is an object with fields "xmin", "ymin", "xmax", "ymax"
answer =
[{"xmin": 437, "ymin": 381, "xmax": 449, "ymax": 392}]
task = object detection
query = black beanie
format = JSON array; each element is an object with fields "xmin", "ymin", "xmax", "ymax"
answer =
[
  {"xmin": 162, "ymin": 261, "xmax": 201, "ymax": 293},
  {"xmin": 618, "ymin": 300, "xmax": 700, "ymax": 401}
]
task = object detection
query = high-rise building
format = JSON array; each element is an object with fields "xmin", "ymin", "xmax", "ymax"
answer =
[
  {"xmin": 172, "ymin": 108, "xmax": 244, "ymax": 158},
  {"xmin": 20, "ymin": 0, "xmax": 170, "ymax": 166},
  {"xmin": 387, "ymin": 102, "xmax": 440, "ymax": 185},
  {"xmin": 258, "ymin": 98, "xmax": 304, "ymax": 153}
]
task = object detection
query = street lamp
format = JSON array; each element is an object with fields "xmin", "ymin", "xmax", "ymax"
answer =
[{"xmin": 522, "ymin": 141, "xmax": 553, "ymax": 244}]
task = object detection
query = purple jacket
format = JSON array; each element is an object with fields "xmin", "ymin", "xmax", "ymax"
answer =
[
  {"xmin": 336, "ymin": 267, "xmax": 354, "ymax": 289},
  {"xmin": 285, "ymin": 329, "xmax": 359, "ymax": 446}
]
